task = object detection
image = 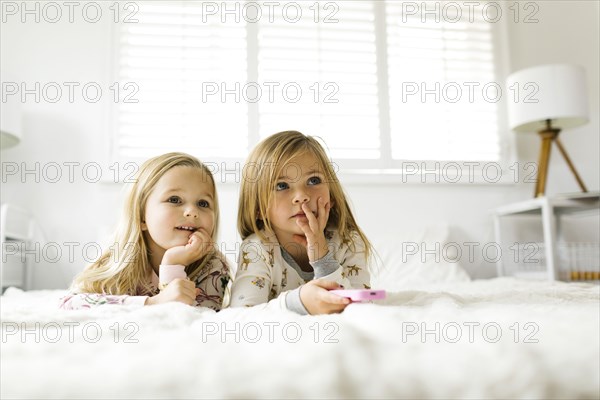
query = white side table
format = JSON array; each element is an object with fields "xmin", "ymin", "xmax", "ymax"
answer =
[
  {"xmin": 1, "ymin": 204, "xmax": 34, "ymax": 291},
  {"xmin": 493, "ymin": 192, "xmax": 600, "ymax": 280}
]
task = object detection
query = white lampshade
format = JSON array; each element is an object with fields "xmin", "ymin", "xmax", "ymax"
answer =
[
  {"xmin": 0, "ymin": 91, "xmax": 22, "ymax": 149},
  {"xmin": 506, "ymin": 64, "xmax": 589, "ymax": 132}
]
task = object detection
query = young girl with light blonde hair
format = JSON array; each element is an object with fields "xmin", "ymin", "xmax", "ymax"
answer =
[
  {"xmin": 60, "ymin": 152, "xmax": 231, "ymax": 310},
  {"xmin": 230, "ymin": 131, "xmax": 373, "ymax": 315}
]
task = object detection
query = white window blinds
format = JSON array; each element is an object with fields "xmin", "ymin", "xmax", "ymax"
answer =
[
  {"xmin": 386, "ymin": 0, "xmax": 501, "ymax": 161},
  {"xmin": 115, "ymin": 1, "xmax": 247, "ymax": 159},
  {"xmin": 256, "ymin": 1, "xmax": 380, "ymax": 160},
  {"xmin": 114, "ymin": 1, "xmax": 506, "ymax": 165}
]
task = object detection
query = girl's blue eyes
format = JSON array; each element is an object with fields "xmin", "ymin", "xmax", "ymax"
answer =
[
  {"xmin": 167, "ymin": 196, "xmax": 210, "ymax": 208},
  {"xmin": 308, "ymin": 176, "xmax": 322, "ymax": 185},
  {"xmin": 275, "ymin": 182, "xmax": 289, "ymax": 191},
  {"xmin": 275, "ymin": 176, "xmax": 322, "ymax": 190}
]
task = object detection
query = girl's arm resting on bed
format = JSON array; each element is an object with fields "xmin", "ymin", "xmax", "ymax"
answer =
[
  {"xmin": 310, "ymin": 251, "xmax": 351, "ymax": 287},
  {"xmin": 229, "ymin": 252, "xmax": 302, "ymax": 312},
  {"xmin": 311, "ymin": 238, "xmax": 371, "ymax": 290},
  {"xmin": 229, "ymin": 262, "xmax": 271, "ymax": 308},
  {"xmin": 59, "ymin": 293, "xmax": 148, "ymax": 309},
  {"xmin": 229, "ymin": 242, "xmax": 288, "ymax": 309},
  {"xmin": 230, "ymin": 267, "xmax": 347, "ymax": 315}
]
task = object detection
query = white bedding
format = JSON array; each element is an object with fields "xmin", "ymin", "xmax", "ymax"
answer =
[{"xmin": 1, "ymin": 278, "xmax": 599, "ymax": 399}]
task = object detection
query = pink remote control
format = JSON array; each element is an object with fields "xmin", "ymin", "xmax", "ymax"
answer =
[{"xmin": 329, "ymin": 289, "xmax": 386, "ymax": 302}]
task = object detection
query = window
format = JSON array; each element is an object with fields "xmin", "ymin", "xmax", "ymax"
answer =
[
  {"xmin": 115, "ymin": 2, "xmax": 248, "ymax": 158},
  {"xmin": 386, "ymin": 1, "xmax": 502, "ymax": 162},
  {"xmin": 113, "ymin": 1, "xmax": 508, "ymax": 170},
  {"xmin": 255, "ymin": 1, "xmax": 380, "ymax": 161}
]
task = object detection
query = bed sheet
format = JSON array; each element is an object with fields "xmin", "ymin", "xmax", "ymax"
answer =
[{"xmin": 1, "ymin": 278, "xmax": 598, "ymax": 399}]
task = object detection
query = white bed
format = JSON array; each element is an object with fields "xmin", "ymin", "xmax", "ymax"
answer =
[
  {"xmin": 2, "ymin": 225, "xmax": 599, "ymax": 399},
  {"xmin": 1, "ymin": 276, "xmax": 598, "ymax": 399}
]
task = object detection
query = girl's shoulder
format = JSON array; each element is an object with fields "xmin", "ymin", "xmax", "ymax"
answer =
[{"xmin": 241, "ymin": 231, "xmax": 279, "ymax": 252}]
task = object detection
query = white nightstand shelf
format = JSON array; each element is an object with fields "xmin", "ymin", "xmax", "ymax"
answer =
[
  {"xmin": 1, "ymin": 204, "xmax": 34, "ymax": 291},
  {"xmin": 493, "ymin": 192, "xmax": 600, "ymax": 281}
]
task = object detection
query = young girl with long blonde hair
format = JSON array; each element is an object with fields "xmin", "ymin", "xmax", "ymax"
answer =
[
  {"xmin": 60, "ymin": 152, "xmax": 231, "ymax": 310},
  {"xmin": 230, "ymin": 131, "xmax": 373, "ymax": 315}
]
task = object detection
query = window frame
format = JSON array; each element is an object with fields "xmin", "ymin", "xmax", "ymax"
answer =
[{"xmin": 108, "ymin": 0, "xmax": 516, "ymax": 185}]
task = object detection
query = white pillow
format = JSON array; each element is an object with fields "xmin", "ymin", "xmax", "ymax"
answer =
[{"xmin": 369, "ymin": 223, "xmax": 471, "ymax": 290}]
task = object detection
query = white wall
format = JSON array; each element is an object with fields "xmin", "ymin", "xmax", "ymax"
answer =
[
  {"xmin": 1, "ymin": 1, "xmax": 598, "ymax": 289},
  {"xmin": 507, "ymin": 0, "xmax": 600, "ymax": 192}
]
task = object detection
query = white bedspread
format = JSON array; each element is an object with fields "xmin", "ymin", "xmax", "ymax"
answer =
[{"xmin": 1, "ymin": 277, "xmax": 599, "ymax": 399}]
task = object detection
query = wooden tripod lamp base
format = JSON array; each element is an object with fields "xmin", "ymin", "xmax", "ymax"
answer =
[{"xmin": 534, "ymin": 119, "xmax": 588, "ymax": 198}]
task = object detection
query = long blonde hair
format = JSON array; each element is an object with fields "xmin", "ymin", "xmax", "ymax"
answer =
[
  {"xmin": 72, "ymin": 152, "xmax": 219, "ymax": 295},
  {"xmin": 238, "ymin": 130, "xmax": 372, "ymax": 259}
]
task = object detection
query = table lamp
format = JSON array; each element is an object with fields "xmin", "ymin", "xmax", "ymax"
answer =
[
  {"xmin": 1, "ymin": 87, "xmax": 27, "ymax": 289},
  {"xmin": 1, "ymin": 90, "xmax": 22, "ymax": 149},
  {"xmin": 506, "ymin": 64, "xmax": 589, "ymax": 197}
]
